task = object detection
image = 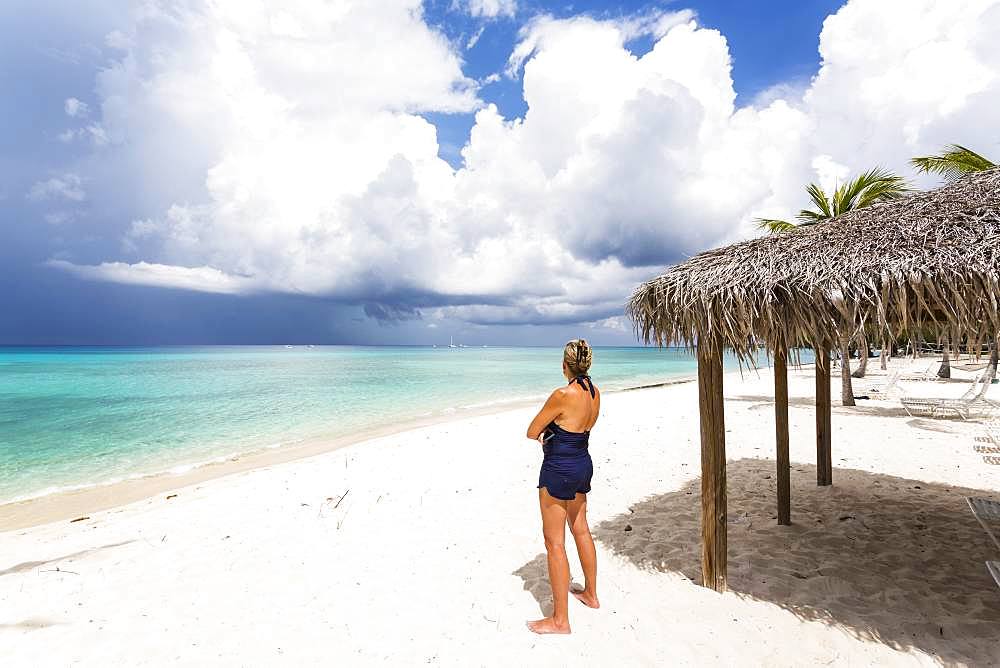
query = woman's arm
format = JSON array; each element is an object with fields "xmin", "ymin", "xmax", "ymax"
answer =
[{"xmin": 526, "ymin": 389, "xmax": 564, "ymax": 440}]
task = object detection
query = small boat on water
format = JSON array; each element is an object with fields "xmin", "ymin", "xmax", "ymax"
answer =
[{"xmin": 448, "ymin": 336, "xmax": 457, "ymax": 348}]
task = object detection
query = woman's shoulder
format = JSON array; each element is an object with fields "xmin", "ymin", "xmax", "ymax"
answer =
[{"xmin": 549, "ymin": 385, "xmax": 570, "ymax": 400}]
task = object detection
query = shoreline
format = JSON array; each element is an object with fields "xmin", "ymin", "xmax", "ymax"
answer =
[{"xmin": 0, "ymin": 373, "xmax": 700, "ymax": 532}]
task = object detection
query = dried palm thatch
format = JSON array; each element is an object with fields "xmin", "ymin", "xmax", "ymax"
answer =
[{"xmin": 628, "ymin": 168, "xmax": 1000, "ymax": 362}]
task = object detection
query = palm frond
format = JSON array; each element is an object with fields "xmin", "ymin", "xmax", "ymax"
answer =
[
  {"xmin": 755, "ymin": 218, "xmax": 798, "ymax": 233},
  {"xmin": 832, "ymin": 168, "xmax": 909, "ymax": 213},
  {"xmin": 762, "ymin": 167, "xmax": 908, "ymax": 233},
  {"xmin": 855, "ymin": 173, "xmax": 909, "ymax": 209},
  {"xmin": 911, "ymin": 144, "xmax": 996, "ymax": 181},
  {"xmin": 804, "ymin": 183, "xmax": 833, "ymax": 219},
  {"xmin": 794, "ymin": 209, "xmax": 827, "ymax": 226},
  {"xmin": 831, "ymin": 181, "xmax": 850, "ymax": 217}
]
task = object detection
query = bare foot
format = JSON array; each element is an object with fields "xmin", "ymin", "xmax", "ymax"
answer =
[
  {"xmin": 526, "ymin": 617, "xmax": 571, "ymax": 634},
  {"xmin": 571, "ymin": 588, "xmax": 600, "ymax": 609}
]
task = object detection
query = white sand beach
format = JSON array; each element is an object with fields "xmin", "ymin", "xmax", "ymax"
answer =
[{"xmin": 2, "ymin": 360, "xmax": 999, "ymax": 666}]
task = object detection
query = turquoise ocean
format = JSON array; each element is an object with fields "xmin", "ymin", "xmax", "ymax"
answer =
[{"xmin": 0, "ymin": 345, "xmax": 771, "ymax": 504}]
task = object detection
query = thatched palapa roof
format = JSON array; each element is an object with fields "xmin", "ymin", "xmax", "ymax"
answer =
[{"xmin": 628, "ymin": 167, "xmax": 1000, "ymax": 360}]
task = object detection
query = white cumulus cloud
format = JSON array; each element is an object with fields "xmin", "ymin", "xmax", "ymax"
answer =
[
  {"xmin": 46, "ymin": 260, "xmax": 258, "ymax": 294},
  {"xmin": 462, "ymin": 0, "xmax": 517, "ymax": 19},
  {"xmin": 28, "ymin": 173, "xmax": 86, "ymax": 201},
  {"xmin": 64, "ymin": 97, "xmax": 89, "ymax": 117},
  {"xmin": 466, "ymin": 25, "xmax": 485, "ymax": 49},
  {"xmin": 45, "ymin": 0, "xmax": 1000, "ymax": 327}
]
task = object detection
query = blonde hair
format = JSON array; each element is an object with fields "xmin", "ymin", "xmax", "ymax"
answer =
[{"xmin": 563, "ymin": 339, "xmax": 593, "ymax": 376}]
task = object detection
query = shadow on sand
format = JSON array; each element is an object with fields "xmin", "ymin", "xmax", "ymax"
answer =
[
  {"xmin": 570, "ymin": 459, "xmax": 1000, "ymax": 664},
  {"xmin": 512, "ymin": 554, "xmax": 556, "ymax": 618},
  {"xmin": 726, "ymin": 393, "xmax": 989, "ymax": 422},
  {"xmin": 0, "ymin": 618, "xmax": 64, "ymax": 631},
  {"xmin": 0, "ymin": 540, "xmax": 136, "ymax": 577}
]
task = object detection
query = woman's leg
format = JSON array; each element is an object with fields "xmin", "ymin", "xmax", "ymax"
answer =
[
  {"xmin": 567, "ymin": 493, "xmax": 599, "ymax": 608},
  {"xmin": 527, "ymin": 488, "xmax": 571, "ymax": 634}
]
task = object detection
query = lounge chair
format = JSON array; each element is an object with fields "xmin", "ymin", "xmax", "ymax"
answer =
[
  {"xmin": 870, "ymin": 370, "xmax": 900, "ymax": 399},
  {"xmin": 967, "ymin": 497, "xmax": 1000, "ymax": 551},
  {"xmin": 905, "ymin": 361, "xmax": 946, "ymax": 381},
  {"xmin": 873, "ymin": 362, "xmax": 951, "ymax": 397},
  {"xmin": 899, "ymin": 378, "xmax": 995, "ymax": 419},
  {"xmin": 966, "ymin": 499, "xmax": 1000, "ymax": 590},
  {"xmin": 870, "ymin": 368, "xmax": 923, "ymax": 398},
  {"xmin": 985, "ymin": 419, "xmax": 1000, "ymax": 442},
  {"xmin": 976, "ymin": 420, "xmax": 1000, "ymax": 450}
]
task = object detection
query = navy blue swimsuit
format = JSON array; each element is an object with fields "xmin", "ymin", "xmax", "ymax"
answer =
[{"xmin": 538, "ymin": 376, "xmax": 596, "ymax": 501}]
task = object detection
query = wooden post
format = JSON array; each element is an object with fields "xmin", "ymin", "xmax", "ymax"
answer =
[
  {"xmin": 697, "ymin": 336, "xmax": 727, "ymax": 592},
  {"xmin": 774, "ymin": 342, "xmax": 791, "ymax": 525},
  {"xmin": 815, "ymin": 345, "xmax": 833, "ymax": 486}
]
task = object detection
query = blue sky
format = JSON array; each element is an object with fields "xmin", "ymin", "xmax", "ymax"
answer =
[
  {"xmin": 2, "ymin": 0, "xmax": 996, "ymax": 345},
  {"xmin": 421, "ymin": 0, "xmax": 842, "ymax": 168}
]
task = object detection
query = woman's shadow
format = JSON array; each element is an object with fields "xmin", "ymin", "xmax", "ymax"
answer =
[{"xmin": 512, "ymin": 554, "xmax": 556, "ymax": 617}]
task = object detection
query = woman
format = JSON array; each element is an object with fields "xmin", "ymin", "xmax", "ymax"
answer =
[{"xmin": 525, "ymin": 339, "xmax": 601, "ymax": 635}]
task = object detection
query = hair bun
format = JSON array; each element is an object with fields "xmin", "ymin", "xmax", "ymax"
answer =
[{"xmin": 564, "ymin": 339, "xmax": 593, "ymax": 376}]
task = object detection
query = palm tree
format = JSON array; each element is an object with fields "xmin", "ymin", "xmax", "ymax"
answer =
[
  {"xmin": 913, "ymin": 144, "xmax": 998, "ymax": 381},
  {"xmin": 852, "ymin": 337, "xmax": 869, "ymax": 378},
  {"xmin": 756, "ymin": 168, "xmax": 909, "ymax": 234},
  {"xmin": 937, "ymin": 344, "xmax": 951, "ymax": 379},
  {"xmin": 982, "ymin": 343, "xmax": 998, "ymax": 384},
  {"xmin": 911, "ymin": 144, "xmax": 996, "ymax": 181},
  {"xmin": 756, "ymin": 168, "xmax": 909, "ymax": 406},
  {"xmin": 756, "ymin": 167, "xmax": 910, "ymax": 406},
  {"xmin": 879, "ymin": 337, "xmax": 893, "ymax": 370}
]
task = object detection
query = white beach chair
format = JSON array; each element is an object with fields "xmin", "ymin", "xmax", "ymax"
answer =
[
  {"xmin": 967, "ymin": 497, "xmax": 1000, "ymax": 551},
  {"xmin": 987, "ymin": 561, "xmax": 1000, "ymax": 590},
  {"xmin": 870, "ymin": 370, "xmax": 902, "ymax": 400},
  {"xmin": 899, "ymin": 377, "xmax": 979, "ymax": 416},
  {"xmin": 981, "ymin": 419, "xmax": 1000, "ymax": 446},
  {"xmin": 911, "ymin": 360, "xmax": 947, "ymax": 381},
  {"xmin": 899, "ymin": 378, "xmax": 995, "ymax": 420},
  {"xmin": 974, "ymin": 419, "xmax": 1000, "ymax": 454}
]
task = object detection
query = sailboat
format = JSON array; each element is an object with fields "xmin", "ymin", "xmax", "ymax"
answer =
[{"xmin": 448, "ymin": 336, "xmax": 457, "ymax": 348}]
